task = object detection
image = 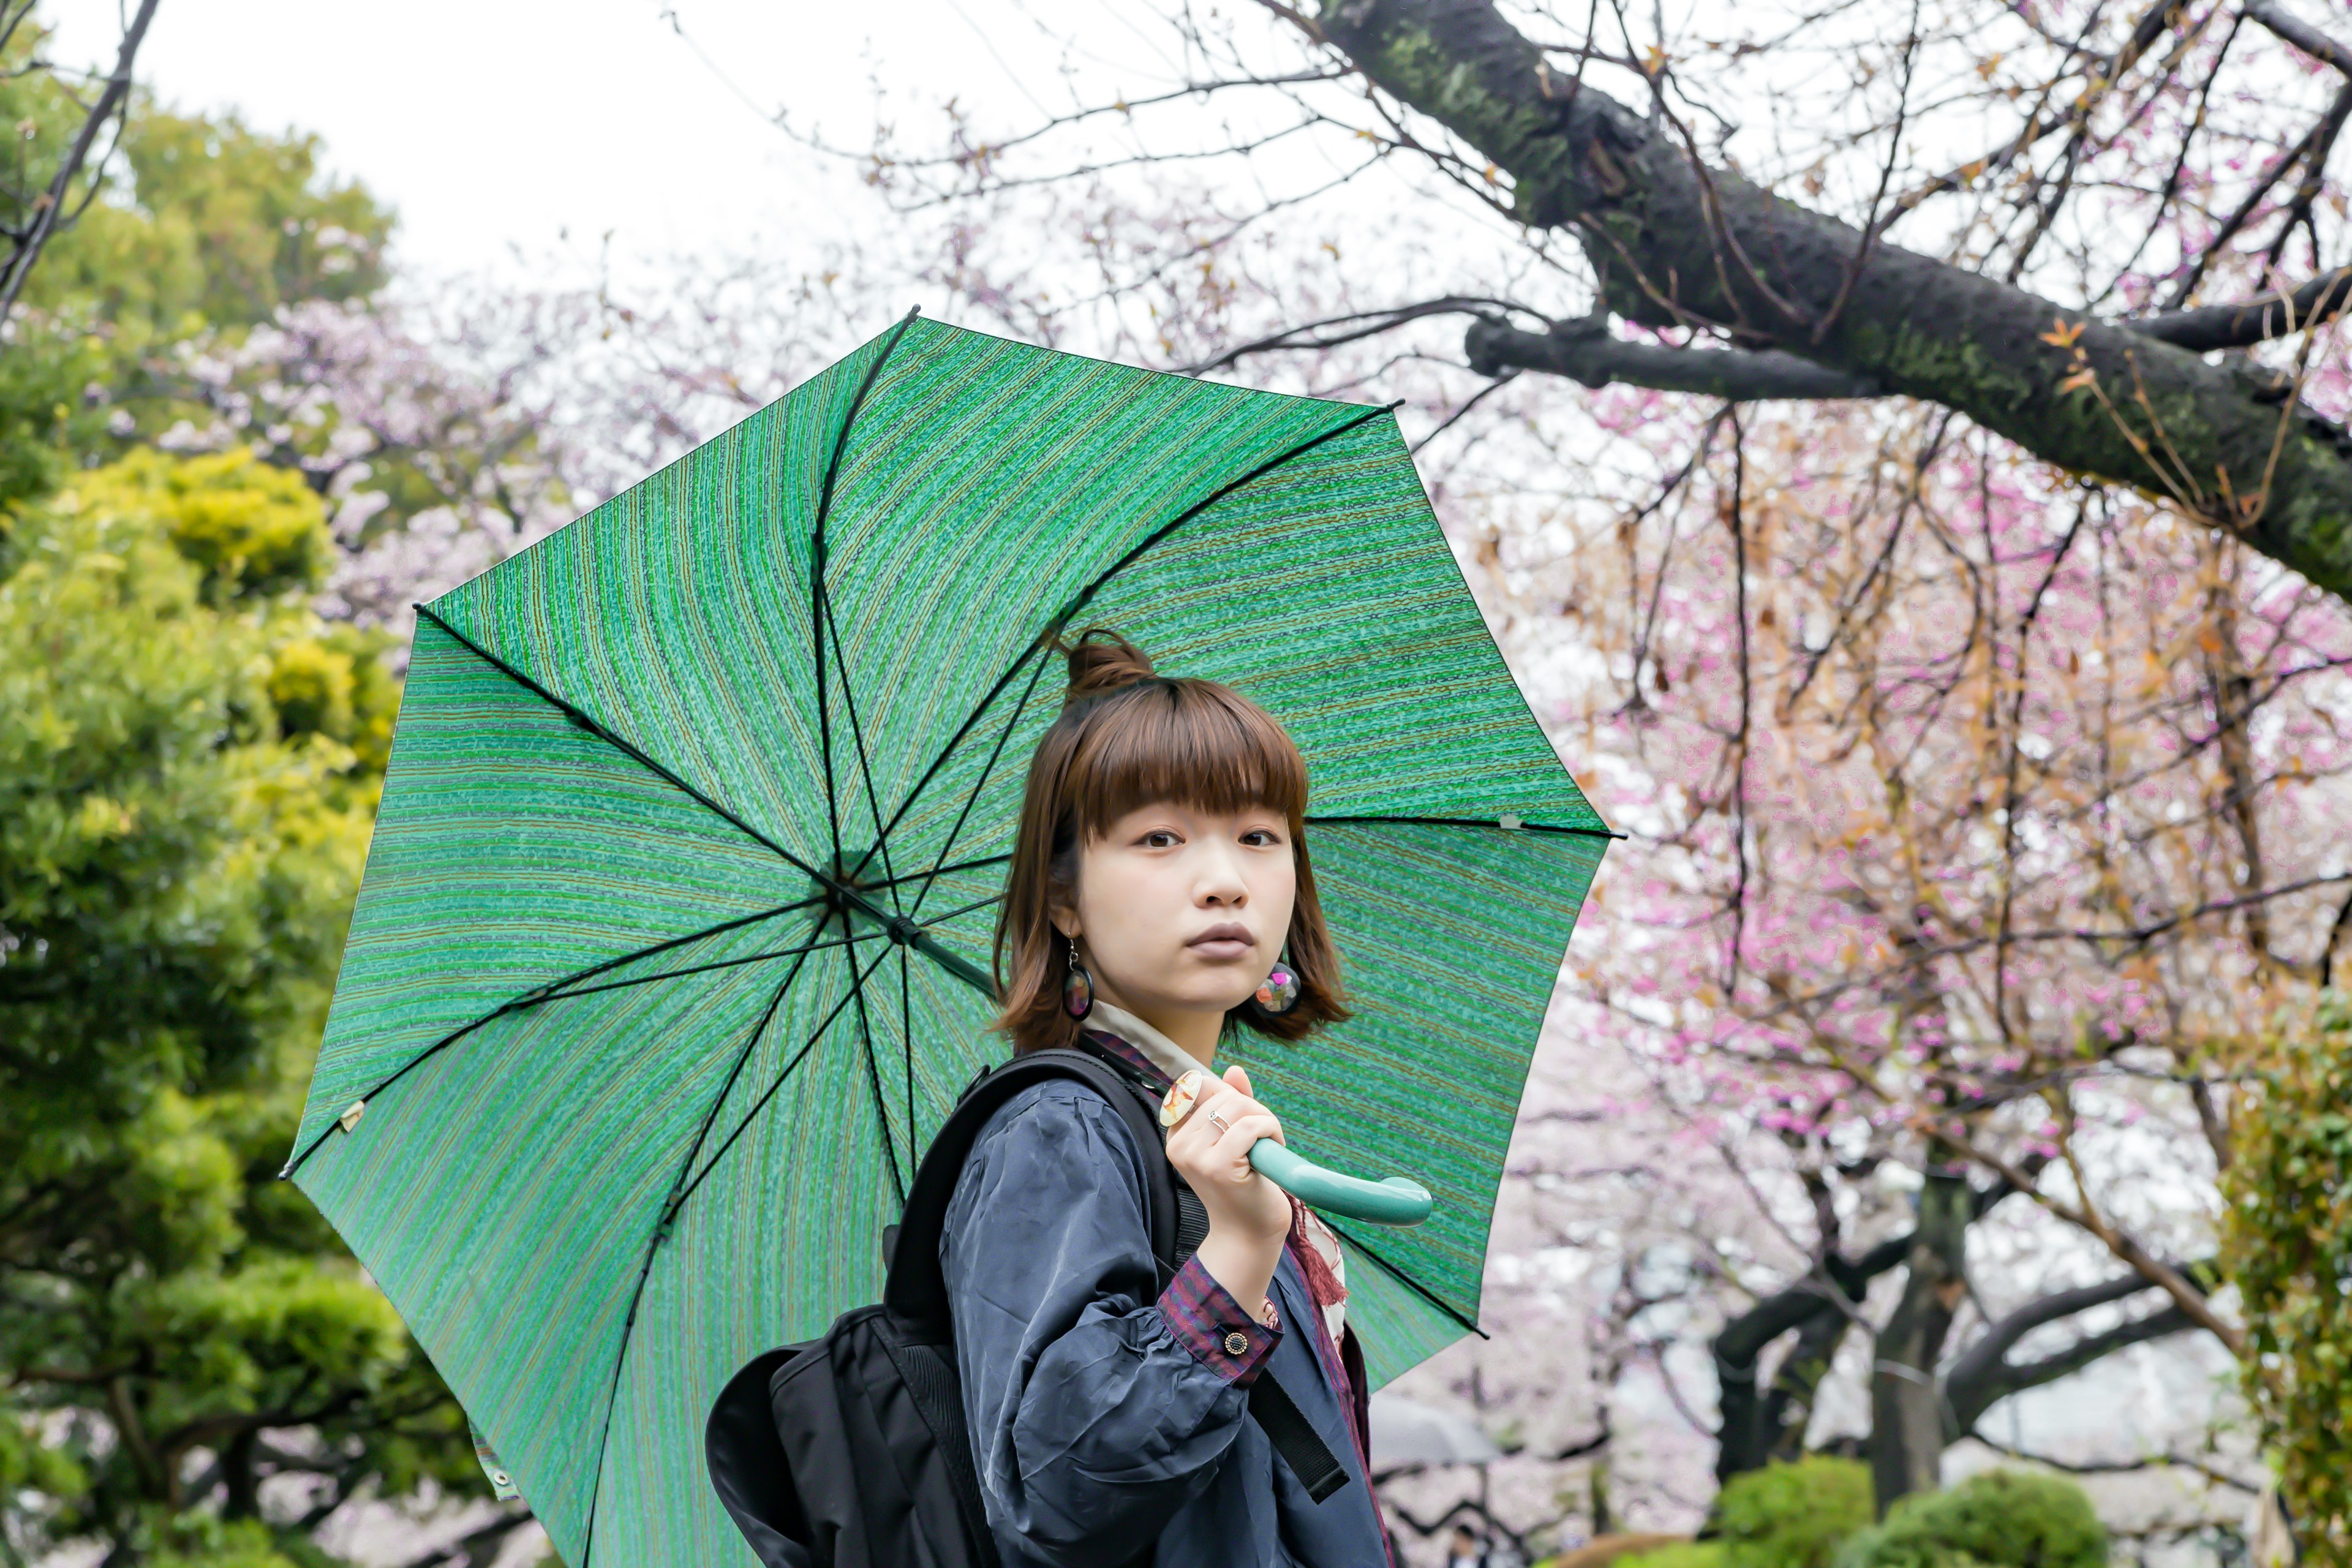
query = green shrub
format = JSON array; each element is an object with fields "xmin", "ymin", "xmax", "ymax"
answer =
[
  {"xmin": 1719, "ymin": 1457, "xmax": 1876, "ymax": 1568},
  {"xmin": 1616, "ymin": 1542, "xmax": 1726, "ymax": 1568},
  {"xmin": 1834, "ymin": 1470, "xmax": 2105, "ymax": 1568},
  {"xmin": 2222, "ymin": 991, "xmax": 2352, "ymax": 1561}
]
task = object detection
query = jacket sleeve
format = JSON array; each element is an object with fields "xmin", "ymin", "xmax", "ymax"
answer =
[{"xmin": 939, "ymin": 1080, "xmax": 1282, "ymax": 1564}]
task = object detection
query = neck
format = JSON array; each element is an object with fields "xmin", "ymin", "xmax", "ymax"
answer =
[{"xmin": 1090, "ymin": 982, "xmax": 1220, "ymax": 1066}]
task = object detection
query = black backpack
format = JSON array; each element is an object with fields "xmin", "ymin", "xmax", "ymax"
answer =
[{"xmin": 703, "ymin": 1046, "xmax": 1352, "ymax": 1568}]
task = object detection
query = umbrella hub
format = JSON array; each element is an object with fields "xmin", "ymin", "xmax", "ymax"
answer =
[
  {"xmin": 815, "ymin": 848, "xmax": 919, "ymax": 944},
  {"xmin": 807, "ymin": 849, "xmax": 1000, "ymax": 999}
]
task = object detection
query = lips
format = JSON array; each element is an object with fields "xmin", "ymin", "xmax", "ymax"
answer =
[{"xmin": 1186, "ymin": 922, "xmax": 1255, "ymax": 960}]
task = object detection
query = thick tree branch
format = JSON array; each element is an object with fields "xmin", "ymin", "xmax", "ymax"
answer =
[
  {"xmin": 1297, "ymin": 0, "xmax": 2352, "ymax": 600},
  {"xmin": 1947, "ymin": 1278, "xmax": 2201, "ymax": 1434},
  {"xmin": 1467, "ymin": 315, "xmax": 1882, "ymax": 398},
  {"xmin": 2135, "ymin": 269, "xmax": 2352, "ymax": 350}
]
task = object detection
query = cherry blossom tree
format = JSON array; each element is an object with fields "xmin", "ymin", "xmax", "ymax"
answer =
[{"xmin": 684, "ymin": 0, "xmax": 2352, "ymax": 1528}]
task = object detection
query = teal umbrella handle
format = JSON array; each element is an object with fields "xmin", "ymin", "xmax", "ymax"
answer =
[{"xmin": 1248, "ymin": 1138, "xmax": 1433, "ymax": 1226}]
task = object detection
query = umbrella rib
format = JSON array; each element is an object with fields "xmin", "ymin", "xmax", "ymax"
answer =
[
  {"xmin": 904, "ymin": 635, "xmax": 1057, "ymax": 921},
  {"xmin": 279, "ymin": 895, "xmax": 824, "ymax": 1178},
  {"xmin": 415, "ymin": 605, "xmax": 821, "ymax": 878},
  {"xmin": 1318, "ymin": 1219, "xmax": 1490, "ymax": 1341},
  {"xmin": 900, "ymin": 944, "xmax": 916, "ymax": 1160},
  {"xmin": 883, "ymin": 850, "xmax": 1009, "ymax": 884},
  {"xmin": 845, "ymin": 956, "xmax": 907, "ymax": 1202},
  {"xmin": 919, "ymin": 891, "xmax": 1005, "ymax": 927},
  {"xmin": 663, "ymin": 947, "xmax": 821, "ymax": 1219},
  {"xmin": 812, "ymin": 307, "xmax": 924, "ymax": 895},
  {"xmin": 577, "ymin": 959, "xmax": 806, "ymax": 1568},
  {"xmin": 1306, "ymin": 813, "xmax": 1624, "ymax": 841},
  {"xmin": 822, "ymin": 582, "xmax": 905, "ymax": 918},
  {"xmin": 852, "ymin": 400, "xmax": 1399, "ymax": 892},
  {"xmin": 525, "ymin": 929, "xmax": 866, "ymax": 1005},
  {"xmin": 665, "ymin": 939, "xmax": 899, "ymax": 1222}
]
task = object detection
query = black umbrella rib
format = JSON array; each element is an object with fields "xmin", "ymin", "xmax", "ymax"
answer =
[
  {"xmin": 665, "ymin": 939, "xmax": 899, "ymax": 1221},
  {"xmin": 415, "ymin": 605, "xmax": 821, "ymax": 880},
  {"xmin": 523, "ymin": 929, "xmax": 867, "ymax": 1004},
  {"xmin": 858, "ymin": 399, "xmax": 1399, "ymax": 902},
  {"xmin": 1306, "ymin": 813, "xmax": 1626, "ymax": 841},
  {"xmin": 812, "ymin": 307, "xmax": 924, "ymax": 895},
  {"xmin": 578, "ymin": 956, "xmax": 806, "ymax": 1568},
  {"xmin": 844, "ymin": 953, "xmax": 907, "ymax": 1203},
  {"xmin": 920, "ymin": 891, "xmax": 1005, "ymax": 927},
  {"xmin": 821, "ymin": 584, "xmax": 905, "ymax": 918},
  {"xmin": 1317, "ymin": 1219, "xmax": 1490, "ymax": 1341},
  {"xmin": 904, "ymin": 636, "xmax": 1057, "ymax": 923},
  {"xmin": 278, "ymin": 895, "xmax": 824, "ymax": 1179},
  {"xmin": 881, "ymin": 850, "xmax": 1009, "ymax": 884},
  {"xmin": 899, "ymin": 945, "xmax": 917, "ymax": 1163},
  {"xmin": 663, "ymin": 948, "xmax": 819, "ymax": 1226}
]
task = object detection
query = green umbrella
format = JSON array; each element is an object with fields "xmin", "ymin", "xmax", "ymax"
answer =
[{"xmin": 287, "ymin": 314, "xmax": 1611, "ymax": 1566}]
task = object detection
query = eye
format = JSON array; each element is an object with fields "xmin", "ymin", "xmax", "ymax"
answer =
[
  {"xmin": 1141, "ymin": 829, "xmax": 1181, "ymax": 848},
  {"xmin": 1242, "ymin": 828, "xmax": 1284, "ymax": 847}
]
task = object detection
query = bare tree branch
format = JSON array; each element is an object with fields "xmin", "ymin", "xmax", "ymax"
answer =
[
  {"xmin": 2244, "ymin": 0, "xmax": 2352, "ymax": 77},
  {"xmin": 0, "ymin": 0, "xmax": 160, "ymax": 325}
]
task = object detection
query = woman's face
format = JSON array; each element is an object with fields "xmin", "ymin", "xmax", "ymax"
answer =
[{"xmin": 1055, "ymin": 797, "xmax": 1297, "ymax": 1023}]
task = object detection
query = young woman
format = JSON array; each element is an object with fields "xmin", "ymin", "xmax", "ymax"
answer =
[{"xmin": 940, "ymin": 629, "xmax": 1395, "ymax": 1567}]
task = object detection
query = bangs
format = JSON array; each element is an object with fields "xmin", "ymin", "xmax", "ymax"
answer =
[{"xmin": 1061, "ymin": 681, "xmax": 1308, "ymax": 845}]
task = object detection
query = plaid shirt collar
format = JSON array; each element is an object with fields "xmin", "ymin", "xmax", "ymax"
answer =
[
  {"xmin": 1078, "ymin": 1027, "xmax": 1169, "ymax": 1088},
  {"xmin": 1079, "ymin": 1000, "xmax": 1215, "ymax": 1091}
]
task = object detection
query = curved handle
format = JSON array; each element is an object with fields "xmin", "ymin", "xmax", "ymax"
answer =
[{"xmin": 1248, "ymin": 1137, "xmax": 1433, "ymax": 1226}]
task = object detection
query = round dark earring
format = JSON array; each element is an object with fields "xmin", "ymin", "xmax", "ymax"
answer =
[
  {"xmin": 1254, "ymin": 953, "xmax": 1300, "ymax": 1015},
  {"xmin": 1063, "ymin": 935, "xmax": 1095, "ymax": 1020}
]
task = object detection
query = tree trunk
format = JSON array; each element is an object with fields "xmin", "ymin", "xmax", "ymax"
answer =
[
  {"xmin": 1302, "ymin": 0, "xmax": 2352, "ymax": 603},
  {"xmin": 222, "ymin": 1427, "xmax": 260, "ymax": 1520},
  {"xmin": 1869, "ymin": 1171, "xmax": 1972, "ymax": 1510},
  {"xmin": 1711, "ymin": 1231, "xmax": 1913, "ymax": 1481}
]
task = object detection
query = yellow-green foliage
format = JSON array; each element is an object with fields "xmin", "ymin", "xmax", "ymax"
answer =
[
  {"xmin": 1617, "ymin": 1542, "xmax": 1727, "ymax": 1568},
  {"xmin": 141, "ymin": 1515, "xmax": 310, "ymax": 1568},
  {"xmin": 68, "ymin": 445, "xmax": 334, "ymax": 601},
  {"xmin": 2222, "ymin": 992, "xmax": 2352, "ymax": 1566},
  {"xmin": 1833, "ymin": 1471, "xmax": 2105, "ymax": 1568},
  {"xmin": 1718, "ymin": 1458, "xmax": 1875, "ymax": 1568},
  {"xmin": 0, "ymin": 449, "xmax": 457, "ymax": 1565}
]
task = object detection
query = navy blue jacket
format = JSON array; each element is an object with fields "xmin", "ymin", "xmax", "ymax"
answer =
[{"xmin": 938, "ymin": 1067, "xmax": 1393, "ymax": 1566}]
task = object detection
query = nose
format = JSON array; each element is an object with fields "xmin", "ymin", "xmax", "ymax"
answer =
[{"xmin": 1196, "ymin": 837, "xmax": 1250, "ymax": 907}]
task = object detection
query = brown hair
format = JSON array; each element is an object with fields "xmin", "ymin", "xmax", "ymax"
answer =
[{"xmin": 990, "ymin": 627, "xmax": 1351, "ymax": 1055}]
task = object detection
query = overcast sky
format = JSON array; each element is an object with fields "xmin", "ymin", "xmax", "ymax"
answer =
[{"xmin": 47, "ymin": 0, "xmax": 1170, "ymax": 280}]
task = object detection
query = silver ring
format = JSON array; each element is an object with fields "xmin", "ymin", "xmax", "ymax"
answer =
[{"xmin": 1208, "ymin": 1110, "xmax": 1232, "ymax": 1134}]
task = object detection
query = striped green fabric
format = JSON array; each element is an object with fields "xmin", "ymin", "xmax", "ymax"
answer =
[{"xmin": 290, "ymin": 316, "xmax": 1610, "ymax": 1567}]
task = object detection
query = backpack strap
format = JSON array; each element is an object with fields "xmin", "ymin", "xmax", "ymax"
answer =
[
  {"xmin": 883, "ymin": 1046, "xmax": 1351, "ymax": 1506},
  {"xmin": 883, "ymin": 1048, "xmax": 1172, "ymax": 1339}
]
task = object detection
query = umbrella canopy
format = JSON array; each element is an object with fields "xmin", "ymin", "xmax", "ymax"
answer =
[{"xmin": 287, "ymin": 314, "xmax": 1610, "ymax": 1566}]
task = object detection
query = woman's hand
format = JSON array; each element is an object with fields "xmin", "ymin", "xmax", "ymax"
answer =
[{"xmin": 1163, "ymin": 1065, "xmax": 1291, "ymax": 1323}]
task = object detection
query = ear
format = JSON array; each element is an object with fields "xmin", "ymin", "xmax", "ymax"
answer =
[{"xmin": 1047, "ymin": 905, "xmax": 1078, "ymax": 941}]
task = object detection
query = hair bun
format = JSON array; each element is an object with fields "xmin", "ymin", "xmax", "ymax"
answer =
[{"xmin": 1060, "ymin": 627, "xmax": 1156, "ymax": 705}]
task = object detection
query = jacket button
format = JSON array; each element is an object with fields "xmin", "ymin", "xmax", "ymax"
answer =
[{"xmin": 1223, "ymin": 1330, "xmax": 1250, "ymax": 1355}]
